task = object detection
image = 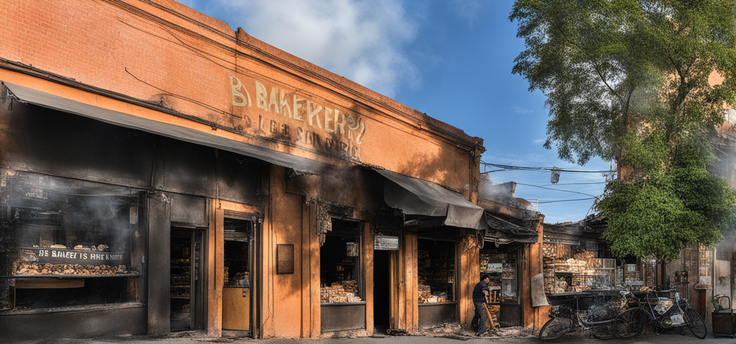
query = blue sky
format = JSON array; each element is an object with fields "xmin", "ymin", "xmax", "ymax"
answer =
[{"xmin": 177, "ymin": 0, "xmax": 614, "ymax": 223}]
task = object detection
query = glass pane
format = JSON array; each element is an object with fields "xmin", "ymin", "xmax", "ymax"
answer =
[{"xmin": 1, "ymin": 171, "xmax": 142, "ymax": 311}]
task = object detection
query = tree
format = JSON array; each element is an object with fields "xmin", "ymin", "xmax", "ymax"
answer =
[{"xmin": 510, "ymin": 0, "xmax": 736, "ymax": 261}]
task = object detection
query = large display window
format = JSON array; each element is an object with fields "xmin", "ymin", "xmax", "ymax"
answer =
[
  {"xmin": 543, "ymin": 241, "xmax": 615, "ymax": 294},
  {"xmin": 418, "ymin": 239, "xmax": 455, "ymax": 303},
  {"xmin": 0, "ymin": 171, "xmax": 142, "ymax": 312},
  {"xmin": 320, "ymin": 222, "xmax": 362, "ymax": 304}
]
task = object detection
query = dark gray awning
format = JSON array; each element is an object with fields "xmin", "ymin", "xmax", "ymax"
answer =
[
  {"xmin": 2, "ymin": 81, "xmax": 322, "ymax": 174},
  {"xmin": 484, "ymin": 212, "xmax": 538, "ymax": 244},
  {"xmin": 376, "ymin": 169, "xmax": 486, "ymax": 230}
]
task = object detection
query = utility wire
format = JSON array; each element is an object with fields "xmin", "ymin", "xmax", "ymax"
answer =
[
  {"xmin": 514, "ymin": 182, "xmax": 600, "ymax": 198},
  {"xmin": 537, "ymin": 197, "xmax": 597, "ymax": 204},
  {"xmin": 553, "ymin": 181, "xmax": 608, "ymax": 185},
  {"xmin": 482, "ymin": 161, "xmax": 615, "ymax": 173}
]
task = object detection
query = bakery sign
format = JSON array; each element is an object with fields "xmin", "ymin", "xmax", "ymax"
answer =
[
  {"xmin": 230, "ymin": 75, "xmax": 368, "ymax": 160},
  {"xmin": 22, "ymin": 248, "xmax": 126, "ymax": 265},
  {"xmin": 374, "ymin": 235, "xmax": 399, "ymax": 251}
]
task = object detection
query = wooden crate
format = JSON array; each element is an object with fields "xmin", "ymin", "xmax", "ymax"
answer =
[{"xmin": 712, "ymin": 311, "xmax": 736, "ymax": 338}]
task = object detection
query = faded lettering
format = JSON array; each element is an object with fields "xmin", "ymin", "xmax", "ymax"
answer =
[
  {"xmin": 230, "ymin": 75, "xmax": 251, "ymax": 107},
  {"xmin": 229, "ymin": 76, "xmax": 367, "ymax": 159}
]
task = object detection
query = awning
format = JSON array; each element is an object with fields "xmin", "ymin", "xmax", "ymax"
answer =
[
  {"xmin": 376, "ymin": 169, "xmax": 486, "ymax": 230},
  {"xmin": 2, "ymin": 81, "xmax": 322, "ymax": 174},
  {"xmin": 483, "ymin": 212, "xmax": 538, "ymax": 244}
]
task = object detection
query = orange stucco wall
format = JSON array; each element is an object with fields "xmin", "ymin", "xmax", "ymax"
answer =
[
  {"xmin": 0, "ymin": 0, "xmax": 486, "ymax": 339},
  {"xmin": 0, "ymin": 0, "xmax": 481, "ymax": 193}
]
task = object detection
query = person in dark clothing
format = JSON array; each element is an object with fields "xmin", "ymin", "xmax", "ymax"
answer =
[{"xmin": 471, "ymin": 274, "xmax": 491, "ymax": 335}]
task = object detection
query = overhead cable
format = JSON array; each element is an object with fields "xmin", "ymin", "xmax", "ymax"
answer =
[
  {"xmin": 537, "ymin": 197, "xmax": 597, "ymax": 204},
  {"xmin": 481, "ymin": 161, "xmax": 615, "ymax": 173},
  {"xmin": 514, "ymin": 182, "xmax": 599, "ymax": 198}
]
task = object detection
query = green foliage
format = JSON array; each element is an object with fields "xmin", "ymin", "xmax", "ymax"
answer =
[
  {"xmin": 598, "ymin": 162, "xmax": 734, "ymax": 261},
  {"xmin": 511, "ymin": 0, "xmax": 736, "ymax": 165},
  {"xmin": 511, "ymin": 0, "xmax": 736, "ymax": 260},
  {"xmin": 598, "ymin": 133, "xmax": 736, "ymax": 260}
]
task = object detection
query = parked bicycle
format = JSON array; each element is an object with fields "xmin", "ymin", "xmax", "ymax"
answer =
[
  {"xmin": 539, "ymin": 291, "xmax": 635, "ymax": 341},
  {"xmin": 613, "ymin": 287, "xmax": 707, "ymax": 339}
]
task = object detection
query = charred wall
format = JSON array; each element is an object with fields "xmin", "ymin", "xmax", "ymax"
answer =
[
  {"xmin": 0, "ymin": 101, "xmax": 262, "ymax": 204},
  {"xmin": 0, "ymin": 97, "xmax": 265, "ymax": 339}
]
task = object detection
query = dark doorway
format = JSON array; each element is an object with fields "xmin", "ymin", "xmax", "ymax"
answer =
[
  {"xmin": 170, "ymin": 228, "xmax": 202, "ymax": 332},
  {"xmin": 373, "ymin": 250, "xmax": 390, "ymax": 333}
]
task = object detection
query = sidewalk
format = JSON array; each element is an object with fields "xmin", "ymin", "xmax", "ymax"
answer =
[{"xmin": 8, "ymin": 324, "xmax": 726, "ymax": 344}]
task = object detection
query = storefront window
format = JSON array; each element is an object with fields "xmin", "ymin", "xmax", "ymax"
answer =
[
  {"xmin": 479, "ymin": 247, "xmax": 518, "ymax": 303},
  {"xmin": 698, "ymin": 243, "xmax": 712, "ymax": 286},
  {"xmin": 320, "ymin": 221, "xmax": 362, "ymax": 303},
  {"xmin": 418, "ymin": 239, "xmax": 455, "ymax": 303},
  {"xmin": 543, "ymin": 241, "xmax": 615, "ymax": 294},
  {"xmin": 0, "ymin": 171, "xmax": 142, "ymax": 312},
  {"xmin": 224, "ymin": 218, "xmax": 252, "ymax": 288}
]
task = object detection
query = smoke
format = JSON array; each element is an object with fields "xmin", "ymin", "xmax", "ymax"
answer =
[{"xmin": 8, "ymin": 172, "xmax": 138, "ymax": 256}]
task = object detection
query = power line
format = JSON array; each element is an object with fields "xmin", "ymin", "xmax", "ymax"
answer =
[
  {"xmin": 481, "ymin": 161, "xmax": 615, "ymax": 174},
  {"xmin": 514, "ymin": 182, "xmax": 600, "ymax": 198},
  {"xmin": 554, "ymin": 181, "xmax": 608, "ymax": 185},
  {"xmin": 537, "ymin": 197, "xmax": 597, "ymax": 204}
]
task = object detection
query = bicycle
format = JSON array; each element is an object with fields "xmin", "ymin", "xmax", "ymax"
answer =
[
  {"xmin": 539, "ymin": 291, "xmax": 634, "ymax": 341},
  {"xmin": 613, "ymin": 287, "xmax": 707, "ymax": 339}
]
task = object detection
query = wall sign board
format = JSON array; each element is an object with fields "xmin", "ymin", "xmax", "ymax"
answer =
[
  {"xmin": 374, "ymin": 235, "xmax": 399, "ymax": 251},
  {"xmin": 277, "ymin": 244, "xmax": 294, "ymax": 274}
]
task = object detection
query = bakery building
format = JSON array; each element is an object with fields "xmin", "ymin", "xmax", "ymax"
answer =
[{"xmin": 0, "ymin": 0, "xmax": 487, "ymax": 340}]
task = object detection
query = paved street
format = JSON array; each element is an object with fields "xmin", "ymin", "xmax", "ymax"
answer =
[{"xmin": 8, "ymin": 326, "xmax": 731, "ymax": 344}]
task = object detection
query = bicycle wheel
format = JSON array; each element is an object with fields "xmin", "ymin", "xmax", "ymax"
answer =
[
  {"xmin": 683, "ymin": 308, "xmax": 707, "ymax": 339},
  {"xmin": 613, "ymin": 308, "xmax": 647, "ymax": 338},
  {"xmin": 590, "ymin": 323, "xmax": 614, "ymax": 340},
  {"xmin": 539, "ymin": 316, "xmax": 573, "ymax": 341}
]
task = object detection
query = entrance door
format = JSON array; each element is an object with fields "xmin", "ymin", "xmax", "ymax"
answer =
[
  {"xmin": 170, "ymin": 228, "xmax": 203, "ymax": 332},
  {"xmin": 222, "ymin": 218, "xmax": 253, "ymax": 332},
  {"xmin": 373, "ymin": 250, "xmax": 391, "ymax": 333},
  {"xmin": 500, "ymin": 248, "xmax": 521, "ymax": 326},
  {"xmin": 480, "ymin": 245, "xmax": 521, "ymax": 327}
]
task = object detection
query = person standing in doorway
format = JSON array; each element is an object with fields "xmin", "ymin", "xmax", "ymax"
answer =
[{"xmin": 471, "ymin": 274, "xmax": 491, "ymax": 336}]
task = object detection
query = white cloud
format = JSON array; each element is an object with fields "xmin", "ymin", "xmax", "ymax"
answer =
[
  {"xmin": 182, "ymin": 0, "xmax": 419, "ymax": 98},
  {"xmin": 511, "ymin": 105, "xmax": 533, "ymax": 115},
  {"xmin": 449, "ymin": 0, "xmax": 485, "ymax": 26}
]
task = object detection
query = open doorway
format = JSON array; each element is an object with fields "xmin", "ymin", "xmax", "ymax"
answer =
[
  {"xmin": 170, "ymin": 228, "xmax": 203, "ymax": 332},
  {"xmin": 373, "ymin": 250, "xmax": 391, "ymax": 334}
]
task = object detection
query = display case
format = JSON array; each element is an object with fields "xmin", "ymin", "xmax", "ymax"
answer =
[
  {"xmin": 418, "ymin": 240, "xmax": 455, "ymax": 303},
  {"xmin": 320, "ymin": 223, "xmax": 362, "ymax": 304},
  {"xmin": 502, "ymin": 262, "xmax": 517, "ymax": 301},
  {"xmin": 1, "ymin": 172, "xmax": 143, "ymax": 312},
  {"xmin": 623, "ymin": 263, "xmax": 642, "ymax": 286},
  {"xmin": 480, "ymin": 252, "xmax": 503, "ymax": 296},
  {"xmin": 543, "ymin": 244, "xmax": 615, "ymax": 293}
]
